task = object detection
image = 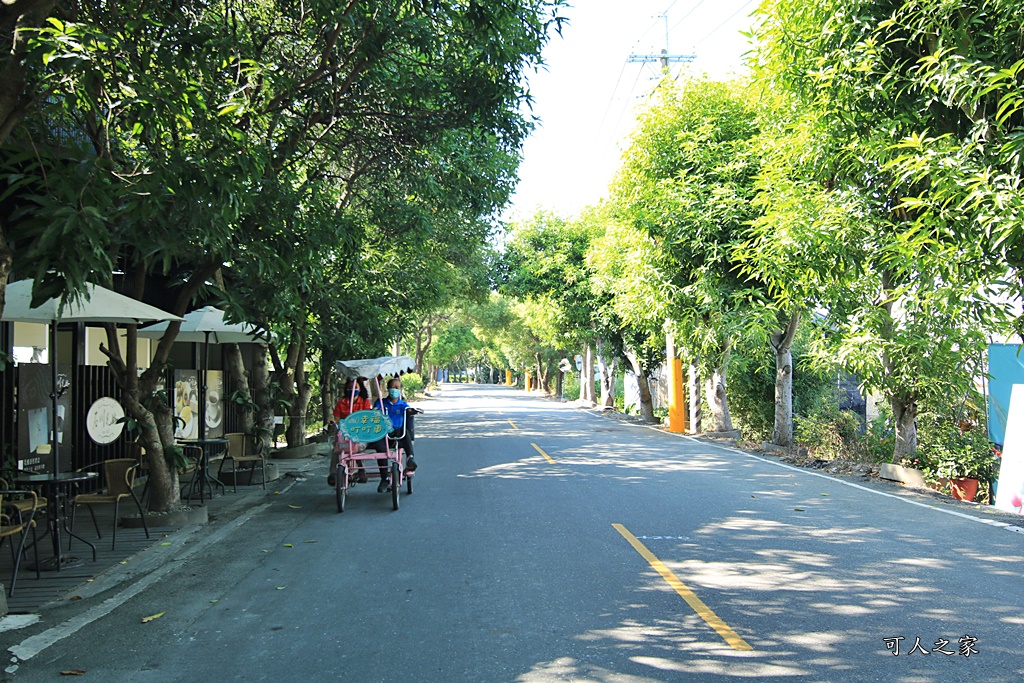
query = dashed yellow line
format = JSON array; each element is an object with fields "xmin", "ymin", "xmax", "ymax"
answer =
[
  {"xmin": 612, "ymin": 523, "xmax": 753, "ymax": 651},
  {"xmin": 508, "ymin": 419, "xmax": 519, "ymax": 430},
  {"xmin": 531, "ymin": 443, "xmax": 556, "ymax": 464}
]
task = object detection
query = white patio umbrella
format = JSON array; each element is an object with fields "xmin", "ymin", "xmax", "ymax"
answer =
[
  {"xmin": 1, "ymin": 280, "xmax": 183, "ymax": 473},
  {"xmin": 137, "ymin": 306, "xmax": 269, "ymax": 437}
]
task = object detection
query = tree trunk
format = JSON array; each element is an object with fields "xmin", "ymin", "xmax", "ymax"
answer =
[
  {"xmin": 0, "ymin": 0, "xmax": 57, "ymax": 147},
  {"xmin": 252, "ymin": 344, "xmax": 274, "ymax": 452},
  {"xmin": 99, "ymin": 262, "xmax": 216, "ymax": 511},
  {"xmin": 284, "ymin": 338, "xmax": 311, "ymax": 447},
  {"xmin": 891, "ymin": 394, "xmax": 918, "ymax": 461},
  {"xmin": 880, "ymin": 269, "xmax": 919, "ymax": 461},
  {"xmin": 704, "ymin": 345, "xmax": 733, "ymax": 432},
  {"xmin": 597, "ymin": 342, "xmax": 617, "ymax": 409},
  {"xmin": 320, "ymin": 355, "xmax": 335, "ymax": 427},
  {"xmin": 771, "ymin": 311, "xmax": 800, "ymax": 447},
  {"xmin": 223, "ymin": 343, "xmax": 255, "ymax": 435},
  {"xmin": 688, "ymin": 360, "xmax": 701, "ymax": 434},
  {"xmin": 102, "ymin": 322, "xmax": 181, "ymax": 512},
  {"xmin": 0, "ymin": 227, "xmax": 11, "ymax": 326},
  {"xmin": 580, "ymin": 344, "xmax": 595, "ymax": 404},
  {"xmin": 624, "ymin": 349, "xmax": 655, "ymax": 423},
  {"xmin": 535, "ymin": 353, "xmax": 544, "ymax": 395}
]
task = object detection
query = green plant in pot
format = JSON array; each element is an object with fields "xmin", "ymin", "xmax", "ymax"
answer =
[{"xmin": 920, "ymin": 420, "xmax": 996, "ymax": 501}]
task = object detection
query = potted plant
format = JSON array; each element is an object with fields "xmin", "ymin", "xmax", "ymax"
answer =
[{"xmin": 923, "ymin": 422, "xmax": 997, "ymax": 502}]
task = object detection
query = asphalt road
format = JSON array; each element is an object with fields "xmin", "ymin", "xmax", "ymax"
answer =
[{"xmin": 4, "ymin": 384, "xmax": 1023, "ymax": 682}]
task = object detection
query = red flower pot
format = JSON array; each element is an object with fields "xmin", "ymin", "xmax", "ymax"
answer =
[{"xmin": 949, "ymin": 477, "xmax": 979, "ymax": 502}]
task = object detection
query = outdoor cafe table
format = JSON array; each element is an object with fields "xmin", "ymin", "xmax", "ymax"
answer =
[
  {"xmin": 177, "ymin": 437, "xmax": 229, "ymax": 504},
  {"xmin": 14, "ymin": 471, "xmax": 98, "ymax": 571}
]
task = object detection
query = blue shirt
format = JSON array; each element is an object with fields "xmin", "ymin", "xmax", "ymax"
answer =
[{"xmin": 374, "ymin": 397, "xmax": 408, "ymax": 430}]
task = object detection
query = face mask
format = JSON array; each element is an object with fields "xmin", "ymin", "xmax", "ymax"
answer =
[{"xmin": 388, "ymin": 388, "xmax": 402, "ymax": 399}]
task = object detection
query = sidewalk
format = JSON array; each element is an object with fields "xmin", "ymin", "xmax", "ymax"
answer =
[{"xmin": 1, "ymin": 457, "xmax": 323, "ymax": 616}]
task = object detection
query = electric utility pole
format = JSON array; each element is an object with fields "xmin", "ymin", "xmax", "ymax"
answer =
[{"xmin": 627, "ymin": 12, "xmax": 695, "ymax": 74}]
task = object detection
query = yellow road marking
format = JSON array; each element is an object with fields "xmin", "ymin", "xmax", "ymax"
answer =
[
  {"xmin": 508, "ymin": 419, "xmax": 519, "ymax": 430},
  {"xmin": 531, "ymin": 443, "xmax": 556, "ymax": 464},
  {"xmin": 612, "ymin": 523, "xmax": 753, "ymax": 651}
]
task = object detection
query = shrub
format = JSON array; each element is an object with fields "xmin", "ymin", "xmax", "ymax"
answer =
[
  {"xmin": 563, "ymin": 372, "xmax": 581, "ymax": 401},
  {"xmin": 728, "ymin": 346, "xmax": 838, "ymax": 443},
  {"xmin": 917, "ymin": 411, "xmax": 996, "ymax": 481},
  {"xmin": 402, "ymin": 373, "xmax": 424, "ymax": 398},
  {"xmin": 794, "ymin": 398, "xmax": 864, "ymax": 460}
]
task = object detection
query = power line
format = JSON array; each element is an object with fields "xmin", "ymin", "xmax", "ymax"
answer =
[
  {"xmin": 610, "ymin": 63, "xmax": 649, "ymax": 145},
  {"xmin": 694, "ymin": 0, "xmax": 757, "ymax": 45},
  {"xmin": 668, "ymin": 0, "xmax": 709, "ymax": 34},
  {"xmin": 592, "ymin": 58, "xmax": 631, "ymax": 144}
]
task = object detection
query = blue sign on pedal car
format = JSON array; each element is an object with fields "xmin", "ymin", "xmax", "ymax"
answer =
[{"xmin": 340, "ymin": 410, "xmax": 392, "ymax": 442}]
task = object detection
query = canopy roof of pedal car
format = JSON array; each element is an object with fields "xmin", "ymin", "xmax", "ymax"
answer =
[{"xmin": 335, "ymin": 355, "xmax": 416, "ymax": 380}]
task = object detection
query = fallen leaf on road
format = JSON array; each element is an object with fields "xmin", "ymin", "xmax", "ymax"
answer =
[
  {"xmin": 303, "ymin": 540, "xmax": 317, "ymax": 544},
  {"xmin": 276, "ymin": 586, "xmax": 287, "ymax": 590},
  {"xmin": 751, "ymin": 495, "xmax": 756, "ymax": 498},
  {"xmin": 59, "ymin": 670, "xmax": 86, "ymax": 676},
  {"xmin": 288, "ymin": 505, "xmax": 302, "ymax": 509},
  {"xmin": 86, "ymin": 579, "xmax": 94, "ymax": 583},
  {"xmin": 160, "ymin": 542, "xmax": 172, "ymax": 546},
  {"xmin": 283, "ymin": 543, "xmax": 293, "ymax": 548},
  {"xmin": 821, "ymin": 493, "xmax": 830, "ymax": 497},
  {"xmin": 210, "ymin": 599, "xmax": 219, "ymax": 603},
  {"xmin": 261, "ymin": 549, "xmax": 269, "ymax": 553},
  {"xmin": 794, "ymin": 508, "xmax": 805, "ymax": 512},
  {"xmin": 141, "ymin": 612, "xmax": 165, "ymax": 623}
]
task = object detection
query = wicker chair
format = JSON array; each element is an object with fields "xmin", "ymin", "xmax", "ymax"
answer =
[
  {"xmin": 0, "ymin": 476, "xmax": 47, "ymax": 521},
  {"xmin": 218, "ymin": 433, "xmax": 266, "ymax": 491},
  {"xmin": 69, "ymin": 459, "xmax": 150, "ymax": 551},
  {"xmin": 0, "ymin": 489, "xmax": 41, "ymax": 596}
]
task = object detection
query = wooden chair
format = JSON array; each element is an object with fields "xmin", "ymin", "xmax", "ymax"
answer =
[
  {"xmin": 0, "ymin": 476, "xmax": 47, "ymax": 521},
  {"xmin": 69, "ymin": 459, "xmax": 149, "ymax": 551},
  {"xmin": 0, "ymin": 489, "xmax": 41, "ymax": 597},
  {"xmin": 218, "ymin": 432, "xmax": 266, "ymax": 491}
]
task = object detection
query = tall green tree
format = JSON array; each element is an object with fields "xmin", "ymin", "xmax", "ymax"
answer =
[
  {"xmin": 753, "ymin": 0, "xmax": 1012, "ymax": 459},
  {"xmin": 612, "ymin": 77, "xmax": 769, "ymax": 433}
]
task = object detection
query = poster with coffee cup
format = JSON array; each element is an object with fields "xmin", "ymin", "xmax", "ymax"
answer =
[{"xmin": 206, "ymin": 370, "xmax": 224, "ymax": 437}]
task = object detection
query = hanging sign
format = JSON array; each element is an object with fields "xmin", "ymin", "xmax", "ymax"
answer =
[
  {"xmin": 86, "ymin": 397, "xmax": 126, "ymax": 445},
  {"xmin": 340, "ymin": 410, "xmax": 392, "ymax": 443}
]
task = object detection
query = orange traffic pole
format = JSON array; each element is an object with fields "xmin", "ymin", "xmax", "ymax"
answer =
[{"xmin": 666, "ymin": 333, "xmax": 688, "ymax": 433}]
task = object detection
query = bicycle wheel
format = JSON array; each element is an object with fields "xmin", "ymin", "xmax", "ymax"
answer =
[
  {"xmin": 391, "ymin": 462, "xmax": 400, "ymax": 510},
  {"xmin": 336, "ymin": 465, "xmax": 346, "ymax": 513}
]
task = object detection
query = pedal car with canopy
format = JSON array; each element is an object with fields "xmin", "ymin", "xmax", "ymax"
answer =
[{"xmin": 333, "ymin": 355, "xmax": 419, "ymax": 512}]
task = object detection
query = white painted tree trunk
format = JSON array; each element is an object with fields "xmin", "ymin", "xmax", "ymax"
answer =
[
  {"xmin": 771, "ymin": 311, "xmax": 800, "ymax": 447},
  {"xmin": 704, "ymin": 361, "xmax": 734, "ymax": 433},
  {"xmin": 892, "ymin": 395, "xmax": 918, "ymax": 461},
  {"xmin": 597, "ymin": 339, "xmax": 616, "ymax": 408},
  {"xmin": 580, "ymin": 344, "xmax": 595, "ymax": 404},
  {"xmin": 688, "ymin": 360, "xmax": 701, "ymax": 434}
]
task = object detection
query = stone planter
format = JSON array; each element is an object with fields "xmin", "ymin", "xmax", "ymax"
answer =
[
  {"xmin": 120, "ymin": 504, "xmax": 208, "ymax": 529},
  {"xmin": 704, "ymin": 429, "xmax": 742, "ymax": 440},
  {"xmin": 269, "ymin": 442, "xmax": 325, "ymax": 460},
  {"xmin": 879, "ymin": 463, "xmax": 928, "ymax": 488},
  {"xmin": 217, "ymin": 462, "xmax": 280, "ymax": 486}
]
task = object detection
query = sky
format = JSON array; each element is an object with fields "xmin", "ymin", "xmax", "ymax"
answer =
[{"xmin": 506, "ymin": 0, "xmax": 758, "ymax": 221}]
